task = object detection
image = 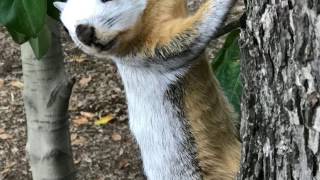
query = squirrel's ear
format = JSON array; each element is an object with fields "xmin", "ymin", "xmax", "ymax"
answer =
[{"xmin": 53, "ymin": 2, "xmax": 66, "ymax": 12}]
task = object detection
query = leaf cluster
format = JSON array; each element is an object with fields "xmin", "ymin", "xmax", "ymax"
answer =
[{"xmin": 0, "ymin": 0, "xmax": 65, "ymax": 58}]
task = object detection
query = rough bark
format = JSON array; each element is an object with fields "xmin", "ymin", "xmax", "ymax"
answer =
[
  {"xmin": 239, "ymin": 0, "xmax": 320, "ymax": 180},
  {"xmin": 21, "ymin": 18, "xmax": 76, "ymax": 180}
]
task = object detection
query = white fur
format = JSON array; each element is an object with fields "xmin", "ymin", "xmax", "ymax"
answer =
[
  {"xmin": 53, "ymin": 2, "xmax": 66, "ymax": 12},
  {"xmin": 56, "ymin": 0, "xmax": 147, "ymax": 56},
  {"xmin": 56, "ymin": 0, "xmax": 235, "ymax": 179},
  {"xmin": 199, "ymin": 0, "xmax": 234, "ymax": 35},
  {"xmin": 116, "ymin": 62, "xmax": 201, "ymax": 180}
]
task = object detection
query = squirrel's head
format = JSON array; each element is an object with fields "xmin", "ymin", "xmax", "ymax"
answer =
[{"xmin": 54, "ymin": 0, "xmax": 147, "ymax": 57}]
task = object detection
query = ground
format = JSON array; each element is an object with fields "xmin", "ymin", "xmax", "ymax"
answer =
[
  {"xmin": 0, "ymin": 1, "xmax": 243, "ymax": 180},
  {"xmin": 0, "ymin": 26, "xmax": 144, "ymax": 180}
]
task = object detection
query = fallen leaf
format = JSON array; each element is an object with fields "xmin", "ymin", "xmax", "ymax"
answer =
[
  {"xmin": 11, "ymin": 147, "xmax": 19, "ymax": 153},
  {"xmin": 79, "ymin": 76, "xmax": 92, "ymax": 87},
  {"xmin": 0, "ymin": 128, "xmax": 4, "ymax": 134},
  {"xmin": 73, "ymin": 116, "xmax": 89, "ymax": 126},
  {"xmin": 6, "ymin": 162, "xmax": 16, "ymax": 168},
  {"xmin": 11, "ymin": 80, "xmax": 23, "ymax": 89},
  {"xmin": 71, "ymin": 55, "xmax": 87, "ymax": 63},
  {"xmin": 0, "ymin": 79, "xmax": 4, "ymax": 89},
  {"xmin": 0, "ymin": 133, "xmax": 12, "ymax": 140},
  {"xmin": 0, "ymin": 168, "xmax": 10, "ymax": 177},
  {"xmin": 72, "ymin": 136, "xmax": 87, "ymax": 146},
  {"xmin": 80, "ymin": 112, "xmax": 95, "ymax": 119},
  {"xmin": 111, "ymin": 132, "xmax": 122, "ymax": 141},
  {"xmin": 95, "ymin": 115, "xmax": 114, "ymax": 126},
  {"xmin": 118, "ymin": 159, "xmax": 129, "ymax": 169},
  {"xmin": 1, "ymin": 162, "xmax": 16, "ymax": 176},
  {"xmin": 71, "ymin": 133, "xmax": 78, "ymax": 141},
  {"xmin": 74, "ymin": 158, "xmax": 81, "ymax": 165},
  {"xmin": 68, "ymin": 104, "xmax": 77, "ymax": 111},
  {"xmin": 119, "ymin": 148, "xmax": 124, "ymax": 156},
  {"xmin": 83, "ymin": 154, "xmax": 92, "ymax": 163}
]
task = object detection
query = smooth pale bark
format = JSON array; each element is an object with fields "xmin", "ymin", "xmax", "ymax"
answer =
[
  {"xmin": 21, "ymin": 19, "xmax": 75, "ymax": 180},
  {"xmin": 239, "ymin": 0, "xmax": 320, "ymax": 179}
]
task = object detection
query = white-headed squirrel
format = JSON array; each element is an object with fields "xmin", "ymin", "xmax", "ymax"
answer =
[{"xmin": 55, "ymin": 0, "xmax": 240, "ymax": 179}]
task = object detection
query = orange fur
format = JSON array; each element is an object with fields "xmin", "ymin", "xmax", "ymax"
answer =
[
  {"xmin": 115, "ymin": 1, "xmax": 241, "ymax": 179},
  {"xmin": 184, "ymin": 56, "xmax": 240, "ymax": 179},
  {"xmin": 114, "ymin": 0, "xmax": 211, "ymax": 56}
]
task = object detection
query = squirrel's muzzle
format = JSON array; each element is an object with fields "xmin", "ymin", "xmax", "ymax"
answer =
[{"xmin": 76, "ymin": 24, "xmax": 95, "ymax": 46}]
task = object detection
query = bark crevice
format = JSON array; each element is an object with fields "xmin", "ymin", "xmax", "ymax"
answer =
[{"xmin": 239, "ymin": 0, "xmax": 320, "ymax": 179}]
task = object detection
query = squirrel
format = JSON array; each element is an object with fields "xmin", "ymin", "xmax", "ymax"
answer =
[{"xmin": 54, "ymin": 0, "xmax": 240, "ymax": 179}]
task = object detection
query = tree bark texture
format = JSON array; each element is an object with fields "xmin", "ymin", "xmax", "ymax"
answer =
[
  {"xmin": 21, "ymin": 18, "xmax": 76, "ymax": 180},
  {"xmin": 239, "ymin": 0, "xmax": 320, "ymax": 179}
]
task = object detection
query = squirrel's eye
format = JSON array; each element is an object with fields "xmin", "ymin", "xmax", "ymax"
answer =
[{"xmin": 101, "ymin": 0, "xmax": 112, "ymax": 3}]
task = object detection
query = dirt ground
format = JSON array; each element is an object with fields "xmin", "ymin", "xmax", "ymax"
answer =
[{"xmin": 0, "ymin": 1, "xmax": 243, "ymax": 180}]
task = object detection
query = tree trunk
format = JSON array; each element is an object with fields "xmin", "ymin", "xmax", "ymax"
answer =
[
  {"xmin": 239, "ymin": 0, "xmax": 320, "ymax": 179},
  {"xmin": 21, "ymin": 18, "xmax": 76, "ymax": 180}
]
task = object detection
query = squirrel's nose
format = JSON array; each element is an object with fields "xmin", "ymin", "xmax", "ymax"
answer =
[{"xmin": 75, "ymin": 24, "xmax": 94, "ymax": 46}]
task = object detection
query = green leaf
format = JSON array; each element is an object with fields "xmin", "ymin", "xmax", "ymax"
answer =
[
  {"xmin": 6, "ymin": 27, "xmax": 28, "ymax": 44},
  {"xmin": 0, "ymin": 0, "xmax": 47, "ymax": 38},
  {"xmin": 212, "ymin": 29, "xmax": 242, "ymax": 114},
  {"xmin": 29, "ymin": 24, "xmax": 52, "ymax": 59}
]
